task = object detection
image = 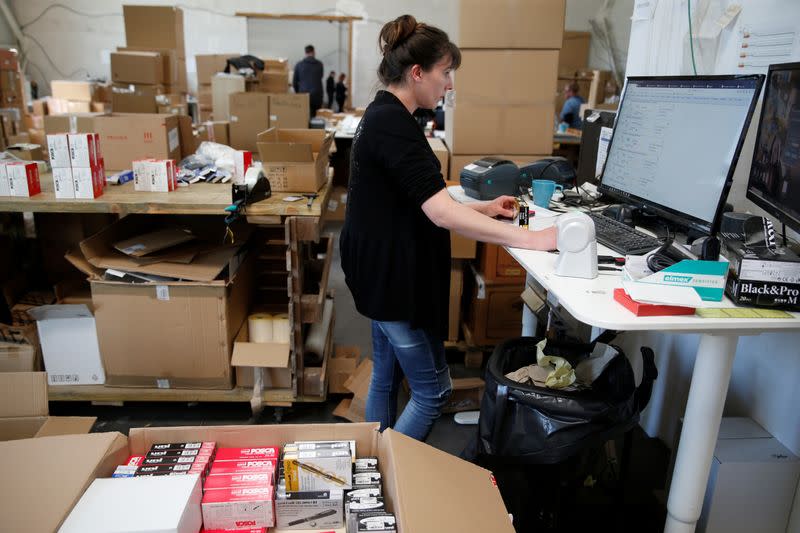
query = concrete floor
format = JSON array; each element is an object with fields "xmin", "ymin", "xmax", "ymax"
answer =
[{"xmin": 49, "ymin": 220, "xmax": 669, "ymax": 531}]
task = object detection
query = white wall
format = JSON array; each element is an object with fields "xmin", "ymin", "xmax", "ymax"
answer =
[
  {"xmin": 565, "ymin": 0, "xmax": 635, "ymax": 80},
  {"xmin": 9, "ymin": 1, "xmax": 630, "ymax": 107}
]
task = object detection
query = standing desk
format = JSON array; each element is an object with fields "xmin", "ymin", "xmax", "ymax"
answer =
[{"xmin": 506, "ymin": 216, "xmax": 800, "ymax": 533}]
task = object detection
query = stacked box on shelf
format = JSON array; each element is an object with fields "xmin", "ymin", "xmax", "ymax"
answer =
[
  {"xmin": 116, "ymin": 5, "xmax": 187, "ymax": 113},
  {"xmin": 46, "ymin": 132, "xmax": 105, "ymax": 199},
  {"xmin": 0, "ymin": 49, "xmax": 24, "ymax": 111},
  {"xmin": 258, "ymin": 58, "xmax": 290, "ymax": 94},
  {"xmin": 446, "ymin": 0, "xmax": 564, "ymax": 173},
  {"xmin": 195, "ymin": 53, "xmax": 238, "ymax": 120},
  {"xmin": 50, "ymin": 81, "xmax": 109, "ymax": 115}
]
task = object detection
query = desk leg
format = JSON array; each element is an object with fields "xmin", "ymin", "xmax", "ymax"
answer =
[{"xmin": 664, "ymin": 333, "xmax": 739, "ymax": 533}]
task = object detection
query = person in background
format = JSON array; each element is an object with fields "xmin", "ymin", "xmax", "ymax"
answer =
[
  {"xmin": 326, "ymin": 70, "xmax": 336, "ymax": 109},
  {"xmin": 293, "ymin": 44, "xmax": 324, "ymax": 119},
  {"xmin": 559, "ymin": 81, "xmax": 585, "ymax": 129},
  {"xmin": 340, "ymin": 14, "xmax": 557, "ymax": 442},
  {"xmin": 335, "ymin": 73, "xmax": 348, "ymax": 112}
]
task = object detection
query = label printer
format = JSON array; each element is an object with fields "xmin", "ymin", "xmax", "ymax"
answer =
[{"xmin": 459, "ymin": 157, "xmax": 524, "ymax": 200}]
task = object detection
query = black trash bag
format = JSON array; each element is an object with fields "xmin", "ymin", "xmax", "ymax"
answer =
[
  {"xmin": 224, "ymin": 55, "xmax": 265, "ymax": 75},
  {"xmin": 463, "ymin": 336, "xmax": 657, "ymax": 467}
]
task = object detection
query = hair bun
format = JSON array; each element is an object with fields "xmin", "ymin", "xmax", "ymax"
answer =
[{"xmin": 379, "ymin": 15, "xmax": 418, "ymax": 55}]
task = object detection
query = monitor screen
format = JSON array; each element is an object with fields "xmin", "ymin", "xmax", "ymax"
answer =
[
  {"xmin": 746, "ymin": 62, "xmax": 800, "ymax": 234},
  {"xmin": 598, "ymin": 76, "xmax": 763, "ymax": 234}
]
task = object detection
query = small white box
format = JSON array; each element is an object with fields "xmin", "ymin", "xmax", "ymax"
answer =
[
  {"xmin": 275, "ymin": 487, "xmax": 343, "ymax": 530},
  {"xmin": 7, "ymin": 161, "xmax": 41, "ymax": 197},
  {"xmin": 28, "ymin": 304, "xmax": 105, "ymax": 385},
  {"xmin": 150, "ymin": 160, "xmax": 173, "ymax": 192},
  {"xmin": 133, "ymin": 159, "xmax": 154, "ymax": 192},
  {"xmin": 72, "ymin": 167, "xmax": 96, "ymax": 199},
  {"xmin": 0, "ymin": 163, "xmax": 10, "ymax": 196},
  {"xmin": 52, "ymin": 167, "xmax": 75, "ymax": 199},
  {"xmin": 46, "ymin": 133, "xmax": 71, "ymax": 168},
  {"xmin": 201, "ymin": 486, "xmax": 274, "ymax": 530},
  {"xmin": 67, "ymin": 133, "xmax": 96, "ymax": 168},
  {"xmin": 58, "ymin": 474, "xmax": 202, "ymax": 533}
]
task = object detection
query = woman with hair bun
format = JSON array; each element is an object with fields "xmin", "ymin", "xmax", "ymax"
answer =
[{"xmin": 340, "ymin": 15, "xmax": 557, "ymax": 441}]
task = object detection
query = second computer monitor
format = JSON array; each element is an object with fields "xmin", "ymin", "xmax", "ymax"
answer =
[{"xmin": 598, "ymin": 75, "xmax": 764, "ymax": 235}]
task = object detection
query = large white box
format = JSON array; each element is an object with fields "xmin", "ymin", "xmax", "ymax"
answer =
[
  {"xmin": 28, "ymin": 304, "xmax": 106, "ymax": 385},
  {"xmin": 47, "ymin": 133, "xmax": 71, "ymax": 168},
  {"xmin": 58, "ymin": 474, "xmax": 202, "ymax": 533},
  {"xmin": 697, "ymin": 418, "xmax": 800, "ymax": 533},
  {"xmin": 52, "ymin": 167, "xmax": 75, "ymax": 199}
]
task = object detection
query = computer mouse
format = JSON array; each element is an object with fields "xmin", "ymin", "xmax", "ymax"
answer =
[{"xmin": 602, "ymin": 204, "xmax": 635, "ymax": 226}]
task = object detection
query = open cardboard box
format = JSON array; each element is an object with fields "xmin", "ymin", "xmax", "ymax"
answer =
[
  {"xmin": 256, "ymin": 127, "xmax": 333, "ymax": 193},
  {"xmin": 0, "ymin": 372, "xmax": 96, "ymax": 441},
  {"xmin": 0, "ymin": 323, "xmax": 39, "ymax": 372},
  {"xmin": 0, "ymin": 422, "xmax": 513, "ymax": 532}
]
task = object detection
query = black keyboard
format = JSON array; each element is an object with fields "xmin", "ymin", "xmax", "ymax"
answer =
[{"xmin": 587, "ymin": 212, "xmax": 663, "ymax": 255}]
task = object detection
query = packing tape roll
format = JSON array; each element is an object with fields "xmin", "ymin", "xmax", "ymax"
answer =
[
  {"xmin": 272, "ymin": 313, "xmax": 291, "ymax": 343},
  {"xmin": 244, "ymin": 166, "xmax": 263, "ymax": 191},
  {"xmin": 248, "ymin": 313, "xmax": 274, "ymax": 343}
]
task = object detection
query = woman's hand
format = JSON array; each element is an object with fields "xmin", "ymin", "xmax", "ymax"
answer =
[{"xmin": 484, "ymin": 195, "xmax": 518, "ymax": 219}]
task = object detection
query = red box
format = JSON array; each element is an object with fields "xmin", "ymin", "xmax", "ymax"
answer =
[
  {"xmin": 201, "ymin": 486, "xmax": 275, "ymax": 530},
  {"xmin": 7, "ymin": 162, "xmax": 41, "ymax": 197},
  {"xmin": 214, "ymin": 447, "xmax": 280, "ymax": 462},
  {"xmin": 208, "ymin": 460, "xmax": 277, "ymax": 476},
  {"xmin": 234, "ymin": 150, "xmax": 252, "ymax": 183},
  {"xmin": 147, "ymin": 448, "xmax": 214, "ymax": 459},
  {"xmin": 203, "ymin": 472, "xmax": 274, "ymax": 491},
  {"xmin": 67, "ymin": 133, "xmax": 98, "ymax": 168},
  {"xmin": 126, "ymin": 455, "xmax": 146, "ymax": 467},
  {"xmin": 201, "ymin": 528, "xmax": 266, "ymax": 533},
  {"xmin": 613, "ymin": 288, "xmax": 695, "ymax": 317}
]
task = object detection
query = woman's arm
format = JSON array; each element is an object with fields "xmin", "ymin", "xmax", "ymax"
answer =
[{"xmin": 422, "ymin": 189, "xmax": 556, "ymax": 250}]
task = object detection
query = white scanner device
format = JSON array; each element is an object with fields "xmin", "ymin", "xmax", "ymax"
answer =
[{"xmin": 554, "ymin": 212, "xmax": 598, "ymax": 279}]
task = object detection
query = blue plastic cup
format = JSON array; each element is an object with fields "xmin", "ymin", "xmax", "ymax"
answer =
[{"xmin": 531, "ymin": 179, "xmax": 563, "ymax": 209}]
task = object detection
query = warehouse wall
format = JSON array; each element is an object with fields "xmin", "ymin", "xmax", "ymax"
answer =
[{"xmin": 8, "ymin": 0, "xmax": 629, "ymax": 107}]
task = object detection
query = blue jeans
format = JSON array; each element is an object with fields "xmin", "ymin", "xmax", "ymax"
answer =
[{"xmin": 366, "ymin": 320, "xmax": 452, "ymax": 441}]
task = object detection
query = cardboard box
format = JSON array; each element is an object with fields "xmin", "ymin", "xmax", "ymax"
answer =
[
  {"xmin": 445, "ymin": 101, "xmax": 555, "ymax": 155},
  {"xmin": 448, "ymin": 260, "xmax": 464, "ymax": 342},
  {"xmin": 0, "ymin": 48, "xmax": 18, "ymax": 71},
  {"xmin": 94, "ymin": 113, "xmax": 181, "ymax": 171},
  {"xmin": 269, "ymin": 93, "xmax": 309, "ymax": 129},
  {"xmin": 119, "ymin": 46, "xmax": 187, "ymax": 92},
  {"xmin": 123, "ymin": 5, "xmax": 185, "ymax": 54},
  {"xmin": 260, "ymin": 72, "xmax": 289, "ymax": 93},
  {"xmin": 27, "ymin": 305, "xmax": 105, "ymax": 386},
  {"xmin": 455, "ymin": 0, "xmax": 565, "ymax": 49},
  {"xmin": 200, "ymin": 121, "xmax": 229, "ymax": 146},
  {"xmin": 256, "ymin": 128, "xmax": 333, "ymax": 193},
  {"xmin": 0, "ymin": 372, "xmax": 97, "ymax": 441},
  {"xmin": 111, "ymin": 51, "xmax": 164, "ymax": 85},
  {"xmin": 455, "ymin": 50, "xmax": 559, "ymax": 105},
  {"xmin": 328, "ymin": 345, "xmax": 359, "ymax": 394},
  {"xmin": 60, "ymin": 475, "xmax": 203, "ymax": 533},
  {"xmin": 427, "ymin": 137, "xmax": 449, "ymax": 179},
  {"xmin": 198, "ymin": 85, "xmax": 212, "ymax": 107},
  {"xmin": 0, "ymin": 432, "xmax": 128, "ymax": 531},
  {"xmin": 44, "ymin": 113, "xmax": 103, "ymax": 135},
  {"xmin": 196, "ymin": 54, "xmax": 236, "ymax": 83},
  {"xmin": 334, "ymin": 358, "xmax": 372, "ymax": 423},
  {"xmin": 212, "ymin": 74, "xmax": 246, "ymax": 121},
  {"xmin": 6, "ymin": 143, "xmax": 44, "ymax": 161},
  {"xmin": 112, "ymin": 83, "xmax": 165, "ymax": 114},
  {"xmin": 559, "ymin": 31, "xmax": 592, "ymax": 77},
  {"xmin": 465, "ymin": 270, "xmax": 524, "ymax": 345},
  {"xmin": 231, "ymin": 320, "xmax": 291, "ymax": 391},
  {"xmin": 229, "ymin": 92, "xmax": 270, "ymax": 152},
  {"xmin": 0, "ymin": 323, "xmax": 38, "ymax": 372},
  {"xmin": 51, "ymin": 80, "xmax": 95, "ymax": 102},
  {"xmin": 326, "ymin": 186, "xmax": 348, "ymax": 221}
]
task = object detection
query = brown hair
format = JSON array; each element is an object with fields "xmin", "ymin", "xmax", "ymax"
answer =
[
  {"xmin": 566, "ymin": 82, "xmax": 580, "ymax": 94},
  {"xmin": 377, "ymin": 15, "xmax": 461, "ymax": 86}
]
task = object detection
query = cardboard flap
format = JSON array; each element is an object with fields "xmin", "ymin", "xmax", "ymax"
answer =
[
  {"xmin": 113, "ymin": 227, "xmax": 196, "ymax": 257},
  {"xmin": 65, "ymin": 247, "xmax": 105, "ymax": 278},
  {"xmin": 0, "ymin": 372, "xmax": 48, "ymax": 418},
  {"xmin": 0, "ymin": 417, "xmax": 47, "ymax": 441},
  {"xmin": 28, "ymin": 304, "xmax": 93, "ymax": 321},
  {"xmin": 231, "ymin": 323, "xmax": 290, "ymax": 368},
  {"xmin": 35, "ymin": 416, "xmax": 96, "ymax": 437},
  {"xmin": 383, "ymin": 429, "xmax": 514, "ymax": 533},
  {"xmin": 0, "ymin": 432, "xmax": 129, "ymax": 533}
]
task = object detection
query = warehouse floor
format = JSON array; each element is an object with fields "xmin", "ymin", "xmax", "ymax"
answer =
[{"xmin": 49, "ymin": 221, "xmax": 669, "ymax": 531}]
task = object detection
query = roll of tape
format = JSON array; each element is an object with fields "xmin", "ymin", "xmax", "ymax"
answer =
[
  {"xmin": 248, "ymin": 313, "xmax": 274, "ymax": 343},
  {"xmin": 272, "ymin": 313, "xmax": 291, "ymax": 343},
  {"xmin": 244, "ymin": 166, "xmax": 263, "ymax": 191}
]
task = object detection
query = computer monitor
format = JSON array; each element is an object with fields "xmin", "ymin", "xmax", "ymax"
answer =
[
  {"xmin": 746, "ymin": 62, "xmax": 800, "ymax": 234},
  {"xmin": 598, "ymin": 75, "xmax": 764, "ymax": 235}
]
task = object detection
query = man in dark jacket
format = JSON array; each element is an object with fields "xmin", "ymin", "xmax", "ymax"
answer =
[
  {"xmin": 293, "ymin": 45, "xmax": 324, "ymax": 120},
  {"xmin": 326, "ymin": 71, "xmax": 336, "ymax": 109}
]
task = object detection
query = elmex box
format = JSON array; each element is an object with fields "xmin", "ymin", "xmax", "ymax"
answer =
[{"xmin": 201, "ymin": 486, "xmax": 275, "ymax": 530}]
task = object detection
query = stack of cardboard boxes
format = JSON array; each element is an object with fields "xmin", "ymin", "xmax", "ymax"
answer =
[
  {"xmin": 113, "ymin": 5, "xmax": 187, "ymax": 114},
  {"xmin": 229, "ymin": 91, "xmax": 309, "ymax": 152},
  {"xmin": 195, "ymin": 53, "xmax": 237, "ymax": 121},
  {"xmin": 444, "ymin": 0, "xmax": 565, "ymax": 345},
  {"xmin": 49, "ymin": 81, "xmax": 111, "ymax": 114},
  {"xmin": 556, "ymin": 31, "xmax": 617, "ymax": 115}
]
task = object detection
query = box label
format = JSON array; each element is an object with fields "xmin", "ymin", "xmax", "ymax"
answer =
[
  {"xmin": 156, "ymin": 285, "xmax": 170, "ymax": 301},
  {"xmin": 168, "ymin": 127, "xmax": 179, "ymax": 153}
]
